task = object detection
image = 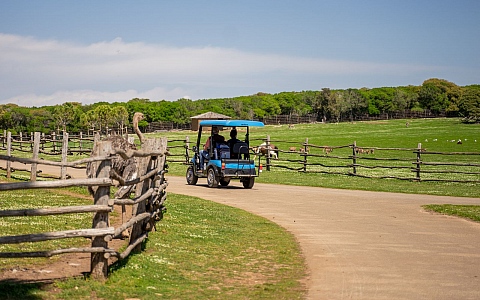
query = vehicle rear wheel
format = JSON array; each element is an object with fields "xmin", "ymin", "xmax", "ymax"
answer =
[
  {"xmin": 242, "ymin": 177, "xmax": 255, "ymax": 189},
  {"xmin": 219, "ymin": 178, "xmax": 231, "ymax": 186},
  {"xmin": 207, "ymin": 167, "xmax": 219, "ymax": 188},
  {"xmin": 186, "ymin": 166, "xmax": 198, "ymax": 185}
]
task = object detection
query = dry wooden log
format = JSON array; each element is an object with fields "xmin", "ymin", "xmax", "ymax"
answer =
[
  {"xmin": 112, "ymin": 148, "xmax": 166, "ymax": 160},
  {"xmin": 0, "ymin": 205, "xmax": 112, "ymax": 217},
  {"xmin": 0, "ymin": 178, "xmax": 113, "ymax": 191},
  {"xmin": 418, "ymin": 178, "xmax": 480, "ymax": 183},
  {"xmin": 0, "ymin": 154, "xmax": 110, "ymax": 167},
  {"xmin": 305, "ymin": 162, "xmax": 350, "ymax": 168},
  {"xmin": 113, "ymin": 188, "xmax": 155, "ymax": 206},
  {"xmin": 416, "ymin": 151, "xmax": 480, "ymax": 155},
  {"xmin": 418, "ymin": 161, "xmax": 480, "ymax": 167},
  {"xmin": 110, "ymin": 166, "xmax": 159, "ymax": 186},
  {"xmin": 0, "ymin": 227, "xmax": 114, "ymax": 244},
  {"xmin": 113, "ymin": 212, "xmax": 150, "ymax": 238},
  {"xmin": 118, "ymin": 232, "xmax": 148, "ymax": 259},
  {"xmin": 0, "ymin": 247, "xmax": 117, "ymax": 258},
  {"xmin": 418, "ymin": 170, "xmax": 480, "ymax": 175},
  {"xmin": 350, "ymin": 164, "xmax": 413, "ymax": 169},
  {"xmin": 349, "ymin": 173, "xmax": 416, "ymax": 181}
]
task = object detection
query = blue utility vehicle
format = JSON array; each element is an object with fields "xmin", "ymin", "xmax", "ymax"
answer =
[{"xmin": 186, "ymin": 120, "xmax": 264, "ymax": 188}]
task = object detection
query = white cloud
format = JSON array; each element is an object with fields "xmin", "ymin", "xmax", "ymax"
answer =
[
  {"xmin": 2, "ymin": 87, "xmax": 191, "ymax": 107},
  {"xmin": 0, "ymin": 33, "xmax": 446, "ymax": 107}
]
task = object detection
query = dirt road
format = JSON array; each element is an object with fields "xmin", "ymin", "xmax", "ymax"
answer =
[{"xmin": 7, "ymin": 164, "xmax": 480, "ymax": 299}]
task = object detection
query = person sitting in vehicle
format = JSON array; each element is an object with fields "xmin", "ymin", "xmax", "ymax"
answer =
[
  {"xmin": 227, "ymin": 128, "xmax": 242, "ymax": 159},
  {"xmin": 200, "ymin": 126, "xmax": 225, "ymax": 168}
]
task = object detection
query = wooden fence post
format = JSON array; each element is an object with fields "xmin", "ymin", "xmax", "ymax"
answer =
[
  {"xmin": 52, "ymin": 132, "xmax": 56, "ymax": 153},
  {"xmin": 30, "ymin": 132, "xmax": 41, "ymax": 182},
  {"xmin": 61, "ymin": 132, "xmax": 68, "ymax": 180},
  {"xmin": 416, "ymin": 143, "xmax": 422, "ymax": 181},
  {"xmin": 266, "ymin": 135, "xmax": 271, "ymax": 171},
  {"xmin": 185, "ymin": 136, "xmax": 190, "ymax": 163},
  {"xmin": 41, "ymin": 133, "xmax": 45, "ymax": 151},
  {"xmin": 303, "ymin": 138, "xmax": 308, "ymax": 172},
  {"xmin": 19, "ymin": 132, "xmax": 23, "ymax": 150},
  {"xmin": 131, "ymin": 139, "xmax": 154, "ymax": 252},
  {"xmin": 90, "ymin": 140, "xmax": 112, "ymax": 280},
  {"xmin": 352, "ymin": 141, "xmax": 357, "ymax": 175},
  {"xmin": 79, "ymin": 132, "xmax": 83, "ymax": 151},
  {"xmin": 6, "ymin": 132, "xmax": 11, "ymax": 179}
]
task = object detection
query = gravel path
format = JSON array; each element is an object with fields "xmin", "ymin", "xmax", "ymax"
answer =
[{"xmin": 7, "ymin": 164, "xmax": 480, "ymax": 299}]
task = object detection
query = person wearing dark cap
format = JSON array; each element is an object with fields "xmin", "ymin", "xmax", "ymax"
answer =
[{"xmin": 227, "ymin": 127, "xmax": 241, "ymax": 159}]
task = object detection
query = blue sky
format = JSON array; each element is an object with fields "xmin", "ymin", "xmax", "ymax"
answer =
[{"xmin": 1, "ymin": 0, "xmax": 479, "ymax": 107}]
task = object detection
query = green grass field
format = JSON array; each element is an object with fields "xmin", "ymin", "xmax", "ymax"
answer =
[{"xmin": 163, "ymin": 118, "xmax": 480, "ymax": 198}]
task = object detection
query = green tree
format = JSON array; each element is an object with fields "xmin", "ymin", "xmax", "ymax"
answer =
[
  {"xmin": 53, "ymin": 102, "xmax": 82, "ymax": 132},
  {"xmin": 418, "ymin": 78, "xmax": 460, "ymax": 114},
  {"xmin": 93, "ymin": 105, "xmax": 114, "ymax": 134},
  {"xmin": 111, "ymin": 106, "xmax": 129, "ymax": 134},
  {"xmin": 459, "ymin": 85, "xmax": 480, "ymax": 122}
]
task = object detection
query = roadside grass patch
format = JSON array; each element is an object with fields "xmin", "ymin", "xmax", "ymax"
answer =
[
  {"xmin": 50, "ymin": 193, "xmax": 306, "ymax": 299},
  {"xmin": 423, "ymin": 204, "xmax": 480, "ymax": 222},
  {"xmin": 0, "ymin": 177, "xmax": 306, "ymax": 299}
]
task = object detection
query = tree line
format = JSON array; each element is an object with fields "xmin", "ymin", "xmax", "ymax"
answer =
[{"xmin": 1, "ymin": 78, "xmax": 479, "ymax": 134}]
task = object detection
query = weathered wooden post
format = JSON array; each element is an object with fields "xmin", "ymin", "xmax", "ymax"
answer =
[
  {"xmin": 415, "ymin": 143, "xmax": 422, "ymax": 181},
  {"xmin": 30, "ymin": 132, "xmax": 41, "ymax": 182},
  {"xmin": 52, "ymin": 132, "xmax": 56, "ymax": 153},
  {"xmin": 6, "ymin": 132, "xmax": 11, "ymax": 179},
  {"xmin": 90, "ymin": 140, "xmax": 112, "ymax": 280},
  {"xmin": 41, "ymin": 133, "xmax": 45, "ymax": 151},
  {"xmin": 130, "ymin": 139, "xmax": 152, "ymax": 252},
  {"xmin": 303, "ymin": 138, "xmax": 308, "ymax": 172},
  {"xmin": 352, "ymin": 141, "xmax": 357, "ymax": 175},
  {"xmin": 60, "ymin": 132, "xmax": 68, "ymax": 180},
  {"xmin": 79, "ymin": 132, "xmax": 83, "ymax": 151},
  {"xmin": 266, "ymin": 135, "xmax": 271, "ymax": 171},
  {"xmin": 19, "ymin": 132, "xmax": 23, "ymax": 150},
  {"xmin": 185, "ymin": 136, "xmax": 190, "ymax": 163}
]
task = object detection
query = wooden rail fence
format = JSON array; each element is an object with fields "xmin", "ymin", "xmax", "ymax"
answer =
[
  {"xmin": 0, "ymin": 133, "xmax": 168, "ymax": 279},
  {"xmin": 248, "ymin": 136, "xmax": 480, "ymax": 183},
  {"xmin": 166, "ymin": 135, "xmax": 480, "ymax": 183}
]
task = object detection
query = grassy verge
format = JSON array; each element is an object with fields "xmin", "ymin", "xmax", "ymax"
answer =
[
  {"xmin": 0, "ymin": 186, "xmax": 306, "ymax": 299},
  {"xmin": 423, "ymin": 204, "xmax": 480, "ymax": 222}
]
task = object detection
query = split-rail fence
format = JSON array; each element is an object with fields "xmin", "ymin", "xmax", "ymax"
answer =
[
  {"xmin": 0, "ymin": 132, "xmax": 168, "ymax": 279},
  {"xmin": 165, "ymin": 135, "xmax": 480, "ymax": 183}
]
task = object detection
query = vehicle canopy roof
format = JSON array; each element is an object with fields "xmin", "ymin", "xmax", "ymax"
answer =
[{"xmin": 199, "ymin": 120, "xmax": 264, "ymax": 128}]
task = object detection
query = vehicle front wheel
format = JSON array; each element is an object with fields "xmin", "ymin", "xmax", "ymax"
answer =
[
  {"xmin": 207, "ymin": 167, "xmax": 219, "ymax": 188},
  {"xmin": 186, "ymin": 166, "xmax": 198, "ymax": 185},
  {"xmin": 242, "ymin": 177, "xmax": 255, "ymax": 189}
]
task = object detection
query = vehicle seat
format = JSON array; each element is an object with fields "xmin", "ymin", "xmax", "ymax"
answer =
[{"xmin": 233, "ymin": 142, "xmax": 249, "ymax": 159}]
